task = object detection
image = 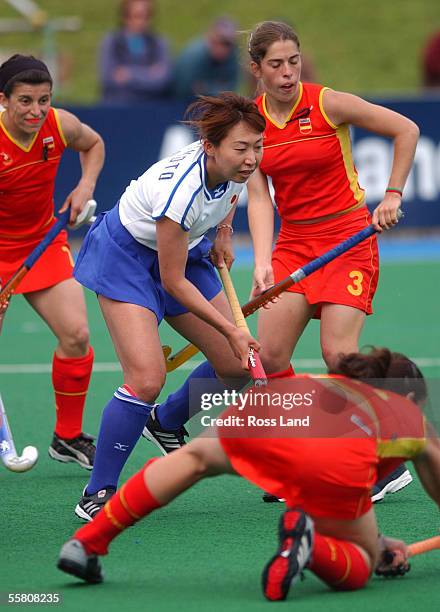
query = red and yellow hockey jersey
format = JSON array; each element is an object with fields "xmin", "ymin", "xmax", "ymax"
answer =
[
  {"xmin": 0, "ymin": 107, "xmax": 66, "ymax": 243},
  {"xmin": 256, "ymin": 82, "xmax": 365, "ymax": 222}
]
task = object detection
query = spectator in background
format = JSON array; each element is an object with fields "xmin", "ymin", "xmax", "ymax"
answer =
[
  {"xmin": 174, "ymin": 17, "xmax": 240, "ymax": 100},
  {"xmin": 422, "ymin": 31, "xmax": 440, "ymax": 89},
  {"xmin": 99, "ymin": 0, "xmax": 173, "ymax": 104}
]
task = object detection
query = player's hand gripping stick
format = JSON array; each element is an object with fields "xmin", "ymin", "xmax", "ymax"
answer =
[{"xmin": 218, "ymin": 266, "xmax": 267, "ymax": 387}]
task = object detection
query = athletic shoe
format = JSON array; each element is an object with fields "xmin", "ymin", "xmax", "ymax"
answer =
[
  {"xmin": 57, "ymin": 539, "xmax": 103, "ymax": 584},
  {"xmin": 48, "ymin": 432, "xmax": 96, "ymax": 470},
  {"xmin": 262, "ymin": 492, "xmax": 286, "ymax": 503},
  {"xmin": 371, "ymin": 465, "xmax": 413, "ymax": 503},
  {"xmin": 262, "ymin": 509, "xmax": 314, "ymax": 601},
  {"xmin": 142, "ymin": 405, "xmax": 188, "ymax": 455},
  {"xmin": 75, "ymin": 486, "xmax": 116, "ymax": 522}
]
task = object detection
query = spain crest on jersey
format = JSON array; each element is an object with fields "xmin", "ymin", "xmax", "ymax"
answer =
[
  {"xmin": 299, "ymin": 118, "xmax": 312, "ymax": 134},
  {"xmin": 42, "ymin": 136, "xmax": 55, "ymax": 151}
]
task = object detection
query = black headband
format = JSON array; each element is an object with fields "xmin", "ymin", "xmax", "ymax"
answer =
[{"xmin": 0, "ymin": 56, "xmax": 51, "ymax": 91}]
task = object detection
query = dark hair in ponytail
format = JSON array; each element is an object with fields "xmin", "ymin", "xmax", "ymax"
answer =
[
  {"xmin": 248, "ymin": 21, "xmax": 300, "ymax": 65},
  {"xmin": 330, "ymin": 347, "xmax": 427, "ymax": 404}
]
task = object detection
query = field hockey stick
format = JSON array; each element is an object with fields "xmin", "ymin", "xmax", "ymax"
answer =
[
  {"xmin": 0, "ymin": 200, "xmax": 96, "ymax": 306},
  {"xmin": 218, "ymin": 266, "xmax": 267, "ymax": 386},
  {"xmin": 163, "ymin": 213, "xmax": 401, "ymax": 372},
  {"xmin": 408, "ymin": 535, "xmax": 440, "ymax": 557},
  {"xmin": 0, "ymin": 393, "xmax": 38, "ymax": 472}
]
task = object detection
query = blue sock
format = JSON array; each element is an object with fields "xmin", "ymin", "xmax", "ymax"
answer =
[
  {"xmin": 156, "ymin": 360, "xmax": 223, "ymax": 429},
  {"xmin": 87, "ymin": 386, "xmax": 154, "ymax": 494}
]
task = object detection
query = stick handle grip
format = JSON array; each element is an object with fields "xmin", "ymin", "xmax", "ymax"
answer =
[
  {"xmin": 218, "ymin": 267, "xmax": 248, "ymax": 331},
  {"xmin": 408, "ymin": 535, "xmax": 440, "ymax": 557},
  {"xmin": 218, "ymin": 267, "xmax": 267, "ymax": 385}
]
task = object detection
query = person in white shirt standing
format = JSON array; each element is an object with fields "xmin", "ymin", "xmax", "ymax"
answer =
[{"xmin": 73, "ymin": 92, "xmax": 265, "ymax": 520}]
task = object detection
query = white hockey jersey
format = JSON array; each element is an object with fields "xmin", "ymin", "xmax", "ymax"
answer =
[{"xmin": 119, "ymin": 141, "xmax": 243, "ymax": 250}]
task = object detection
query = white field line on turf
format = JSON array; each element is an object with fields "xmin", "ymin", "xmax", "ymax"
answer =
[{"xmin": 1, "ymin": 357, "xmax": 440, "ymax": 374}]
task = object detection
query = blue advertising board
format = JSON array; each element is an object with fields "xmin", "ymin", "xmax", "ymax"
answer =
[
  {"xmin": 352, "ymin": 96, "xmax": 440, "ymax": 228},
  {"xmin": 57, "ymin": 95, "xmax": 440, "ymax": 232}
]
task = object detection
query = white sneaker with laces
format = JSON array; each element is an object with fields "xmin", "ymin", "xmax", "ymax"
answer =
[{"xmin": 371, "ymin": 468, "xmax": 413, "ymax": 503}]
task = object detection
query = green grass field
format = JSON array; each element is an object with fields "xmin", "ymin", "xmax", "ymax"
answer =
[
  {"xmin": 1, "ymin": 261, "xmax": 440, "ymax": 611},
  {"xmin": 1, "ymin": 0, "xmax": 439, "ymax": 102}
]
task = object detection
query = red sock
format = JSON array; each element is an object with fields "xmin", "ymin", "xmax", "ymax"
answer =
[
  {"xmin": 309, "ymin": 533, "xmax": 370, "ymax": 590},
  {"xmin": 267, "ymin": 365, "xmax": 295, "ymax": 379},
  {"xmin": 74, "ymin": 458, "xmax": 161, "ymax": 555},
  {"xmin": 53, "ymin": 346, "xmax": 94, "ymax": 439}
]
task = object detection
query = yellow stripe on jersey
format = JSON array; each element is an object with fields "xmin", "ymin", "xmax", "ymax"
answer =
[
  {"xmin": 0, "ymin": 111, "xmax": 39, "ymax": 152},
  {"xmin": 318, "ymin": 88, "xmax": 365, "ymax": 206},
  {"xmin": 319, "ymin": 87, "xmax": 337, "ymax": 129},
  {"xmin": 334, "ymin": 124, "xmax": 365, "ymax": 205},
  {"xmin": 364, "ymin": 209, "xmax": 377, "ymax": 310},
  {"xmin": 0, "ymin": 156, "xmax": 61, "ymax": 176},
  {"xmin": 377, "ymin": 437, "xmax": 427, "ymax": 459},
  {"xmin": 53, "ymin": 108, "xmax": 68, "ymax": 147},
  {"xmin": 262, "ymin": 82, "xmax": 304, "ymax": 129},
  {"xmin": 264, "ymin": 133, "xmax": 336, "ymax": 150}
]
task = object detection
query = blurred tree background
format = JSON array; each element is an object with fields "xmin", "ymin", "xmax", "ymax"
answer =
[{"xmin": 0, "ymin": 0, "xmax": 439, "ymax": 104}]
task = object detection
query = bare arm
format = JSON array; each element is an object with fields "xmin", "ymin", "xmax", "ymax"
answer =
[
  {"xmin": 57, "ymin": 109, "xmax": 105, "ymax": 223},
  {"xmin": 247, "ymin": 168, "xmax": 275, "ymax": 295},
  {"xmin": 412, "ymin": 430, "xmax": 440, "ymax": 509},
  {"xmin": 156, "ymin": 217, "xmax": 259, "ymax": 369},
  {"xmin": 209, "ymin": 202, "xmax": 237, "ymax": 270},
  {"xmin": 323, "ymin": 89, "xmax": 419, "ymax": 230},
  {"xmin": 376, "ymin": 427, "xmax": 440, "ymax": 576}
]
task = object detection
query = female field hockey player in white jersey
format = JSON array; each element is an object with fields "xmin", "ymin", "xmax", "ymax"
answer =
[{"xmin": 73, "ymin": 92, "xmax": 266, "ymax": 520}]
